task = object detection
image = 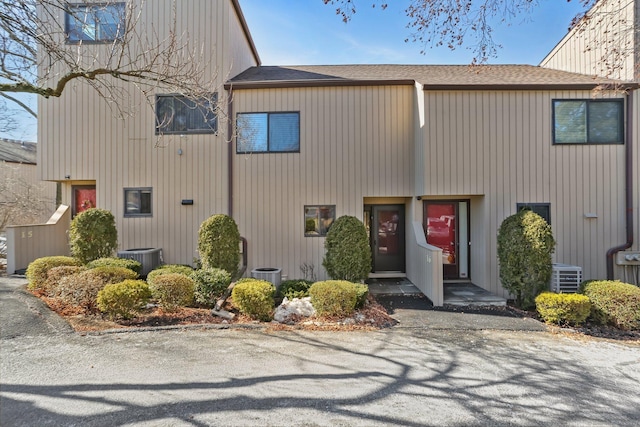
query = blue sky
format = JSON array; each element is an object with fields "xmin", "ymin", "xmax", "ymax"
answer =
[{"xmin": 1, "ymin": 0, "xmax": 585, "ymax": 142}]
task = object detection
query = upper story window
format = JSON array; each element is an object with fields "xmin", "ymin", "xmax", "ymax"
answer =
[
  {"xmin": 155, "ymin": 94, "xmax": 218, "ymax": 135},
  {"xmin": 65, "ymin": 3, "xmax": 126, "ymax": 43},
  {"xmin": 236, "ymin": 112, "xmax": 300, "ymax": 153},
  {"xmin": 553, "ymin": 99, "xmax": 624, "ymax": 144}
]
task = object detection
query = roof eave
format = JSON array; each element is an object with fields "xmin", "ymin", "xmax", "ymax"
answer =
[
  {"xmin": 224, "ymin": 79, "xmax": 417, "ymax": 90},
  {"xmin": 422, "ymin": 83, "xmax": 640, "ymax": 91}
]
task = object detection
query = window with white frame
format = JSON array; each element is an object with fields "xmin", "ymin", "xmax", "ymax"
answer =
[
  {"xmin": 553, "ymin": 99, "xmax": 624, "ymax": 144},
  {"xmin": 155, "ymin": 94, "xmax": 218, "ymax": 135},
  {"xmin": 236, "ymin": 112, "xmax": 300, "ymax": 153},
  {"xmin": 124, "ymin": 188, "xmax": 152, "ymax": 217},
  {"xmin": 65, "ymin": 3, "xmax": 126, "ymax": 43}
]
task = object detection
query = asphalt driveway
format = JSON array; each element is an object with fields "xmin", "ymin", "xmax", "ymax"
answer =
[{"xmin": 2, "ymin": 275, "xmax": 639, "ymax": 426}]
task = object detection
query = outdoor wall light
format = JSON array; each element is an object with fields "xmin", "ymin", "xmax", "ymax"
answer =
[
  {"xmin": 416, "ymin": 196, "xmax": 422, "ymax": 201},
  {"xmin": 64, "ymin": 174, "xmax": 71, "ymax": 179}
]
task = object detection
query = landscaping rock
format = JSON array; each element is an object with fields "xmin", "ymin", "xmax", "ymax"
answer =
[{"xmin": 274, "ymin": 297, "xmax": 316, "ymax": 323}]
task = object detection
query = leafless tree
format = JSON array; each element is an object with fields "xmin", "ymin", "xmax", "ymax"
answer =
[
  {"xmin": 0, "ymin": 0, "xmax": 225, "ymax": 127},
  {"xmin": 323, "ymin": 0, "xmax": 638, "ymax": 74}
]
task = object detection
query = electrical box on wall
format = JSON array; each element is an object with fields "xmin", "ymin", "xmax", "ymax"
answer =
[{"xmin": 616, "ymin": 251, "xmax": 640, "ymax": 265}]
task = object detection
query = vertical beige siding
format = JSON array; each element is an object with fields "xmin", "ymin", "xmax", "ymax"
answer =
[
  {"xmin": 38, "ymin": 0, "xmax": 257, "ymax": 265},
  {"xmin": 541, "ymin": 0, "xmax": 637, "ymax": 81},
  {"xmin": 0, "ymin": 162, "xmax": 57, "ymax": 226},
  {"xmin": 232, "ymin": 85, "xmax": 415, "ymax": 280},
  {"xmin": 421, "ymin": 90, "xmax": 630, "ymax": 296}
]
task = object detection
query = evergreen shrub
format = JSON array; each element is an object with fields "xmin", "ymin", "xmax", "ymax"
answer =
[
  {"xmin": 322, "ymin": 216, "xmax": 372, "ymax": 282},
  {"xmin": 497, "ymin": 210, "xmax": 556, "ymax": 309},
  {"xmin": 198, "ymin": 214, "xmax": 241, "ymax": 277},
  {"xmin": 148, "ymin": 273, "xmax": 195, "ymax": 311},
  {"xmin": 582, "ymin": 280, "xmax": 640, "ymax": 330},
  {"xmin": 26, "ymin": 256, "xmax": 81, "ymax": 290},
  {"xmin": 87, "ymin": 257, "xmax": 142, "ymax": 275},
  {"xmin": 97, "ymin": 280, "xmax": 152, "ymax": 319},
  {"xmin": 231, "ymin": 279, "xmax": 275, "ymax": 321},
  {"xmin": 278, "ymin": 279, "xmax": 313, "ymax": 300},
  {"xmin": 190, "ymin": 267, "xmax": 232, "ymax": 307},
  {"xmin": 535, "ymin": 292, "xmax": 591, "ymax": 326},
  {"xmin": 55, "ymin": 266, "xmax": 138, "ymax": 310},
  {"xmin": 309, "ymin": 280, "xmax": 358, "ymax": 317},
  {"xmin": 146, "ymin": 265, "xmax": 193, "ymax": 284},
  {"xmin": 69, "ymin": 208, "xmax": 118, "ymax": 264}
]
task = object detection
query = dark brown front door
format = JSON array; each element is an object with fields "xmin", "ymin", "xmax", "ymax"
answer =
[{"xmin": 368, "ymin": 205, "xmax": 406, "ymax": 273}]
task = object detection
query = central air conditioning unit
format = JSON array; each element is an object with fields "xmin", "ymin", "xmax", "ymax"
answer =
[
  {"xmin": 550, "ymin": 263, "xmax": 582, "ymax": 293},
  {"xmin": 117, "ymin": 248, "xmax": 163, "ymax": 277},
  {"xmin": 251, "ymin": 267, "xmax": 282, "ymax": 288}
]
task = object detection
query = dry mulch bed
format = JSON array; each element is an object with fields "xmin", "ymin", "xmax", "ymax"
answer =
[{"xmin": 32, "ymin": 291, "xmax": 398, "ymax": 333}]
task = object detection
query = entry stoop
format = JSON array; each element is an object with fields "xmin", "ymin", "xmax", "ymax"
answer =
[{"xmin": 444, "ymin": 282, "xmax": 506, "ymax": 307}]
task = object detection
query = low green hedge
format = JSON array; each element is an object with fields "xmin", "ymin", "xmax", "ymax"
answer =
[
  {"xmin": 309, "ymin": 280, "xmax": 359, "ymax": 317},
  {"xmin": 190, "ymin": 268, "xmax": 232, "ymax": 307},
  {"xmin": 148, "ymin": 273, "xmax": 195, "ymax": 312},
  {"xmin": 97, "ymin": 280, "xmax": 152, "ymax": 319},
  {"xmin": 26, "ymin": 256, "xmax": 81, "ymax": 290},
  {"xmin": 535, "ymin": 292, "xmax": 591, "ymax": 326},
  {"xmin": 278, "ymin": 279, "xmax": 313, "ymax": 300},
  {"xmin": 86, "ymin": 257, "xmax": 142, "ymax": 275},
  {"xmin": 231, "ymin": 279, "xmax": 275, "ymax": 321},
  {"xmin": 146, "ymin": 265, "xmax": 194, "ymax": 284},
  {"xmin": 582, "ymin": 280, "xmax": 640, "ymax": 330}
]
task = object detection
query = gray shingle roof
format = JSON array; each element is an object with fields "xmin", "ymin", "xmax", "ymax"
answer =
[
  {"xmin": 227, "ymin": 64, "xmax": 633, "ymax": 89},
  {"xmin": 0, "ymin": 138, "xmax": 37, "ymax": 164}
]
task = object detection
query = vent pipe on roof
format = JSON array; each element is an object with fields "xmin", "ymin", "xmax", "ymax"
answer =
[{"xmin": 606, "ymin": 90, "xmax": 635, "ymax": 279}]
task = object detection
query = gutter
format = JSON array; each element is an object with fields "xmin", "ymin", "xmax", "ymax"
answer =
[
  {"xmin": 606, "ymin": 90, "xmax": 635, "ymax": 279},
  {"xmin": 227, "ymin": 86, "xmax": 234, "ymax": 217}
]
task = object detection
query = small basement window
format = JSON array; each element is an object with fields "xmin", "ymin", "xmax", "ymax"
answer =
[
  {"xmin": 124, "ymin": 188, "xmax": 152, "ymax": 217},
  {"xmin": 517, "ymin": 203, "xmax": 551, "ymax": 225}
]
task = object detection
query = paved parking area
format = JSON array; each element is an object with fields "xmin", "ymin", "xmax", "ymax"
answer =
[{"xmin": 2, "ymin": 275, "xmax": 640, "ymax": 426}]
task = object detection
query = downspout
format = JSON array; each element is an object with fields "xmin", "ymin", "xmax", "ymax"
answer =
[
  {"xmin": 227, "ymin": 86, "xmax": 234, "ymax": 218},
  {"xmin": 606, "ymin": 90, "xmax": 635, "ymax": 279}
]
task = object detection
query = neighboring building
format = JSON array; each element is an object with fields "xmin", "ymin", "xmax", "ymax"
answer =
[
  {"xmin": 0, "ymin": 138, "xmax": 57, "ymax": 230},
  {"xmin": 21, "ymin": 0, "xmax": 639, "ymax": 304},
  {"xmin": 541, "ymin": 0, "xmax": 639, "ymax": 81}
]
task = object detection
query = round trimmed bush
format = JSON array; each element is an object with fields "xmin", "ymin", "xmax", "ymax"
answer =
[
  {"xmin": 97, "ymin": 280, "xmax": 152, "ymax": 319},
  {"xmin": 69, "ymin": 208, "xmax": 118, "ymax": 264},
  {"xmin": 309, "ymin": 280, "xmax": 358, "ymax": 317},
  {"xmin": 198, "ymin": 214, "xmax": 241, "ymax": 277},
  {"xmin": 26, "ymin": 256, "xmax": 81, "ymax": 290},
  {"xmin": 148, "ymin": 273, "xmax": 195, "ymax": 311},
  {"xmin": 535, "ymin": 292, "xmax": 591, "ymax": 326},
  {"xmin": 86, "ymin": 257, "xmax": 142, "ymax": 275},
  {"xmin": 277, "ymin": 279, "xmax": 314, "ymax": 300},
  {"xmin": 42, "ymin": 265, "xmax": 85, "ymax": 296},
  {"xmin": 582, "ymin": 280, "xmax": 640, "ymax": 330},
  {"xmin": 190, "ymin": 267, "xmax": 232, "ymax": 307},
  {"xmin": 146, "ymin": 264, "xmax": 193, "ymax": 284},
  {"xmin": 231, "ymin": 279, "xmax": 275, "ymax": 321},
  {"xmin": 322, "ymin": 216, "xmax": 372, "ymax": 282},
  {"xmin": 497, "ymin": 210, "xmax": 556, "ymax": 309},
  {"xmin": 55, "ymin": 266, "xmax": 139, "ymax": 310}
]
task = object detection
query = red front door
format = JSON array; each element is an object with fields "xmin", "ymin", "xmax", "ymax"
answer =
[
  {"xmin": 73, "ymin": 186, "xmax": 96, "ymax": 216},
  {"xmin": 424, "ymin": 202, "xmax": 458, "ymax": 279}
]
